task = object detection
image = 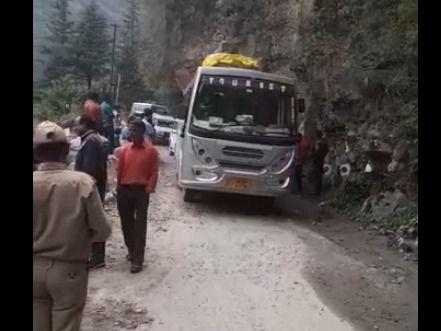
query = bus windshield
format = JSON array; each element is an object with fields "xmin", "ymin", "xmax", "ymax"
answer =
[{"xmin": 190, "ymin": 75, "xmax": 295, "ymax": 138}]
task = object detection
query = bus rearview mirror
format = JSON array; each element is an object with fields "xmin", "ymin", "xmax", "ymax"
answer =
[{"xmin": 297, "ymin": 98, "xmax": 305, "ymax": 113}]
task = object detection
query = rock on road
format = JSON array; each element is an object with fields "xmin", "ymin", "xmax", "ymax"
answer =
[{"xmin": 81, "ymin": 147, "xmax": 417, "ymax": 331}]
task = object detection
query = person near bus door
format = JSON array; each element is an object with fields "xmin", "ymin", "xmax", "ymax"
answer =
[
  {"xmin": 293, "ymin": 132, "xmax": 310, "ymax": 194},
  {"xmin": 311, "ymin": 129, "xmax": 329, "ymax": 196}
]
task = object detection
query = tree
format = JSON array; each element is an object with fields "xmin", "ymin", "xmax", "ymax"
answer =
[
  {"xmin": 116, "ymin": 0, "xmax": 147, "ymax": 105},
  {"xmin": 70, "ymin": 0, "xmax": 110, "ymax": 89},
  {"xmin": 43, "ymin": 0, "xmax": 74, "ymax": 81}
]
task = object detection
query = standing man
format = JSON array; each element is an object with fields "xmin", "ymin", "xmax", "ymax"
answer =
[
  {"xmin": 311, "ymin": 129, "xmax": 329, "ymax": 196},
  {"xmin": 133, "ymin": 109, "xmax": 156, "ymax": 143},
  {"xmin": 113, "ymin": 105, "xmax": 123, "ymax": 149},
  {"xmin": 101, "ymin": 93, "xmax": 115, "ymax": 153},
  {"xmin": 83, "ymin": 92, "xmax": 103, "ymax": 134},
  {"xmin": 116, "ymin": 119, "xmax": 159, "ymax": 273},
  {"xmin": 33, "ymin": 121, "xmax": 111, "ymax": 331},
  {"xmin": 144, "ymin": 110, "xmax": 156, "ymax": 143},
  {"xmin": 293, "ymin": 132, "xmax": 310, "ymax": 194},
  {"xmin": 74, "ymin": 115, "xmax": 109, "ymax": 269}
]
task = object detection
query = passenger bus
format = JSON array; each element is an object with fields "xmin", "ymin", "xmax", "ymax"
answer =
[{"xmin": 177, "ymin": 66, "xmax": 304, "ymax": 202}]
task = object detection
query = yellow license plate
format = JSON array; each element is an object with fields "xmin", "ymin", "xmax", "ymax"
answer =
[{"xmin": 227, "ymin": 178, "xmax": 250, "ymax": 190}]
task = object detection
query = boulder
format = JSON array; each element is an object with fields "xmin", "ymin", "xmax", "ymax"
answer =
[
  {"xmin": 393, "ymin": 141, "xmax": 410, "ymax": 162},
  {"xmin": 387, "ymin": 160, "xmax": 399, "ymax": 173},
  {"xmin": 357, "ymin": 122, "xmax": 369, "ymax": 136},
  {"xmin": 367, "ymin": 129, "xmax": 381, "ymax": 138}
]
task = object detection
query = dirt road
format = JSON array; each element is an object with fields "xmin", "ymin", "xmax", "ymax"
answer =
[{"xmin": 81, "ymin": 147, "xmax": 417, "ymax": 331}]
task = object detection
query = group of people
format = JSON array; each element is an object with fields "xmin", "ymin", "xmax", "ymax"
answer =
[
  {"xmin": 33, "ymin": 94, "xmax": 159, "ymax": 331},
  {"xmin": 292, "ymin": 129, "xmax": 329, "ymax": 196}
]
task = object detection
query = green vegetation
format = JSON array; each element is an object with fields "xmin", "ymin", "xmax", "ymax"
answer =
[
  {"xmin": 39, "ymin": 0, "xmax": 149, "ymax": 115},
  {"xmin": 42, "ymin": 0, "xmax": 74, "ymax": 81},
  {"xmin": 70, "ymin": 0, "xmax": 111, "ymax": 89},
  {"xmin": 34, "ymin": 76, "xmax": 82, "ymax": 121},
  {"xmin": 116, "ymin": 0, "xmax": 148, "ymax": 107},
  {"xmin": 328, "ymin": 179, "xmax": 371, "ymax": 217}
]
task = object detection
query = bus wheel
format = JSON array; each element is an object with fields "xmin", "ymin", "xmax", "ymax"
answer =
[
  {"xmin": 183, "ymin": 189, "xmax": 198, "ymax": 202},
  {"xmin": 261, "ymin": 197, "xmax": 275, "ymax": 212}
]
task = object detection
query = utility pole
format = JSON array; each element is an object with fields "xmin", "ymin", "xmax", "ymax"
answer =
[
  {"xmin": 115, "ymin": 74, "xmax": 121, "ymax": 105},
  {"xmin": 109, "ymin": 23, "xmax": 117, "ymax": 97}
]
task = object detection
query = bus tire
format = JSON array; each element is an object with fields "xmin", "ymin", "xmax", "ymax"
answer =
[
  {"xmin": 262, "ymin": 197, "xmax": 275, "ymax": 212},
  {"xmin": 183, "ymin": 189, "xmax": 198, "ymax": 202}
]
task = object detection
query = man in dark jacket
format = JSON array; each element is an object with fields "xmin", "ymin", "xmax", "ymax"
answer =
[{"xmin": 74, "ymin": 115, "xmax": 109, "ymax": 268}]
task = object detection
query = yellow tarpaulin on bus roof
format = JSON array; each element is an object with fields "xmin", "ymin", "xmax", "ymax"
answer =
[{"xmin": 202, "ymin": 53, "xmax": 258, "ymax": 69}]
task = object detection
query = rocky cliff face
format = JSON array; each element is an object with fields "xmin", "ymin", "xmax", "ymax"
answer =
[{"xmin": 159, "ymin": 0, "xmax": 416, "ymax": 128}]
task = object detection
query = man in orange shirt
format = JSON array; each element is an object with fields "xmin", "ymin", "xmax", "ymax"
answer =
[
  {"xmin": 83, "ymin": 92, "xmax": 103, "ymax": 134},
  {"xmin": 116, "ymin": 119, "xmax": 159, "ymax": 273}
]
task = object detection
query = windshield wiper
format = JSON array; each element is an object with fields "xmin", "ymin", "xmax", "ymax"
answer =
[
  {"xmin": 193, "ymin": 123, "xmax": 292, "ymax": 137},
  {"xmin": 208, "ymin": 124, "xmax": 251, "ymax": 133}
]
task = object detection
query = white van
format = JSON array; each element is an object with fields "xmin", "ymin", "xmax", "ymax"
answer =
[
  {"xmin": 130, "ymin": 102, "xmax": 153, "ymax": 115},
  {"xmin": 151, "ymin": 105, "xmax": 174, "ymax": 145}
]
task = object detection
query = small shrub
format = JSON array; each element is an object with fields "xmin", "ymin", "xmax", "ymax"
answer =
[{"xmin": 34, "ymin": 76, "xmax": 82, "ymax": 121}]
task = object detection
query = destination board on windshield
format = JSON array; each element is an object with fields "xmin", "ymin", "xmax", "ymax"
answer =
[{"xmin": 201, "ymin": 75, "xmax": 293, "ymax": 94}]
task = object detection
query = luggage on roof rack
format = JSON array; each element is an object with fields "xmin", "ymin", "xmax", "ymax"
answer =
[{"xmin": 202, "ymin": 53, "xmax": 258, "ymax": 69}]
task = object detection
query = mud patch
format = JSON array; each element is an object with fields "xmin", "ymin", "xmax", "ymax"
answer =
[{"xmin": 82, "ymin": 298, "xmax": 154, "ymax": 331}]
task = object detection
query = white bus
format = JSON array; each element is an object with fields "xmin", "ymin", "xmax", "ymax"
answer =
[{"xmin": 177, "ymin": 66, "xmax": 304, "ymax": 202}]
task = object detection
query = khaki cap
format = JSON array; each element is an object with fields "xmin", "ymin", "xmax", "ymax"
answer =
[{"xmin": 34, "ymin": 121, "xmax": 67, "ymax": 144}]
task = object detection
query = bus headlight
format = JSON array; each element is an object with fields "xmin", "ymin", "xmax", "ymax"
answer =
[
  {"xmin": 266, "ymin": 176, "xmax": 290, "ymax": 188},
  {"xmin": 193, "ymin": 169, "xmax": 219, "ymax": 182},
  {"xmin": 192, "ymin": 139, "xmax": 216, "ymax": 165},
  {"xmin": 269, "ymin": 150, "xmax": 294, "ymax": 174}
]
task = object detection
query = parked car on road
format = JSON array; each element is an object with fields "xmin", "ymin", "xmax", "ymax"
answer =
[
  {"xmin": 169, "ymin": 118, "xmax": 185, "ymax": 156},
  {"xmin": 151, "ymin": 105, "xmax": 174, "ymax": 145}
]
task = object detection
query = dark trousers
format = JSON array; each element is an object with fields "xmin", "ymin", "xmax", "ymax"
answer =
[
  {"xmin": 103, "ymin": 125, "xmax": 115, "ymax": 154},
  {"xmin": 116, "ymin": 186, "xmax": 150, "ymax": 266},
  {"xmin": 90, "ymin": 189, "xmax": 106, "ymax": 265},
  {"xmin": 312, "ymin": 162, "xmax": 324, "ymax": 196},
  {"xmin": 294, "ymin": 164, "xmax": 303, "ymax": 193}
]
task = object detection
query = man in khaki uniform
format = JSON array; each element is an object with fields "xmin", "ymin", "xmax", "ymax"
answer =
[{"xmin": 33, "ymin": 121, "xmax": 111, "ymax": 331}]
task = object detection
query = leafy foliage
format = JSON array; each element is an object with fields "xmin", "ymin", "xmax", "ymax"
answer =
[
  {"xmin": 116, "ymin": 0, "xmax": 148, "ymax": 106},
  {"xmin": 43, "ymin": 0, "xmax": 74, "ymax": 81},
  {"xmin": 34, "ymin": 76, "xmax": 82, "ymax": 121},
  {"xmin": 69, "ymin": 0, "xmax": 111, "ymax": 89}
]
